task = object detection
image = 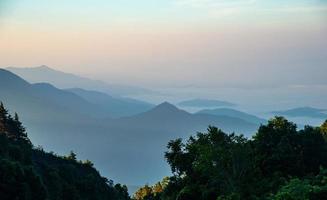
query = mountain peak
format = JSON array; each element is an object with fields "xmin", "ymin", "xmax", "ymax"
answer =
[
  {"xmin": 35, "ymin": 65, "xmax": 53, "ymax": 71},
  {"xmin": 156, "ymin": 102, "xmax": 178, "ymax": 110},
  {"xmin": 146, "ymin": 102, "xmax": 186, "ymax": 115}
]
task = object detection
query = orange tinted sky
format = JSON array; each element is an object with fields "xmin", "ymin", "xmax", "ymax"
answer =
[{"xmin": 0, "ymin": 0, "xmax": 326, "ymax": 88}]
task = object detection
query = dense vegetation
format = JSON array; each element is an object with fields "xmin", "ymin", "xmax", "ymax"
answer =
[
  {"xmin": 2, "ymin": 99, "xmax": 327, "ymax": 200},
  {"xmin": 0, "ymin": 102, "xmax": 130, "ymax": 200},
  {"xmin": 134, "ymin": 117, "xmax": 327, "ymax": 200}
]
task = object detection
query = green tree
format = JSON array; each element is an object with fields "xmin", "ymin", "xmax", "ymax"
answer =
[
  {"xmin": 321, "ymin": 120, "xmax": 327, "ymax": 139},
  {"xmin": 0, "ymin": 102, "xmax": 8, "ymax": 133},
  {"xmin": 67, "ymin": 150, "xmax": 77, "ymax": 161}
]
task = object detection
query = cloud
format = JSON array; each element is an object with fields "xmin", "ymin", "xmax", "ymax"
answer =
[{"xmin": 172, "ymin": 0, "xmax": 327, "ymax": 19}]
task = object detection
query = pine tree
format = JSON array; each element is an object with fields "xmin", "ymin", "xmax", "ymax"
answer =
[
  {"xmin": 0, "ymin": 102, "xmax": 30, "ymax": 143},
  {"xmin": 321, "ymin": 120, "xmax": 327, "ymax": 140},
  {"xmin": 13, "ymin": 112, "xmax": 28, "ymax": 140},
  {"xmin": 0, "ymin": 102, "xmax": 8, "ymax": 133}
]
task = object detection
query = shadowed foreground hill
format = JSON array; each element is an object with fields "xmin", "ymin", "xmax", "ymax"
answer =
[{"xmin": 0, "ymin": 103, "xmax": 130, "ymax": 200}]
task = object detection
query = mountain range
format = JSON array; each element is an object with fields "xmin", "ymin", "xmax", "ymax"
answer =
[
  {"xmin": 272, "ymin": 107, "xmax": 327, "ymax": 119},
  {"xmin": 0, "ymin": 68, "xmax": 261, "ymax": 188},
  {"xmin": 178, "ymin": 98, "xmax": 235, "ymax": 108},
  {"xmin": 6, "ymin": 65, "xmax": 155, "ymax": 97},
  {"xmin": 197, "ymin": 108, "xmax": 266, "ymax": 124}
]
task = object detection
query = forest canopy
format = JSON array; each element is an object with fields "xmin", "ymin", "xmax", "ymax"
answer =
[
  {"xmin": 134, "ymin": 117, "xmax": 327, "ymax": 200},
  {"xmin": 2, "ymin": 101, "xmax": 327, "ymax": 200},
  {"xmin": 0, "ymin": 102, "xmax": 130, "ymax": 200}
]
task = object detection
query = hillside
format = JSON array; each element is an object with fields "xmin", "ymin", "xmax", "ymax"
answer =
[
  {"xmin": 134, "ymin": 117, "xmax": 327, "ymax": 200},
  {"xmin": 0, "ymin": 103, "xmax": 130, "ymax": 200}
]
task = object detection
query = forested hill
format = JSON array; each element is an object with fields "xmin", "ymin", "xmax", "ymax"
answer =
[
  {"xmin": 134, "ymin": 117, "xmax": 327, "ymax": 200},
  {"xmin": 0, "ymin": 102, "xmax": 130, "ymax": 200}
]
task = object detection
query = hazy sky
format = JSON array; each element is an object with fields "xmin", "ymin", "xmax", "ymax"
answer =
[{"xmin": 0, "ymin": 0, "xmax": 326, "ymax": 89}]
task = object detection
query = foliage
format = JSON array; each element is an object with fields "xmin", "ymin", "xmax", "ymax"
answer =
[
  {"xmin": 135, "ymin": 117, "xmax": 327, "ymax": 200},
  {"xmin": 270, "ymin": 168, "xmax": 327, "ymax": 200},
  {"xmin": 133, "ymin": 177, "xmax": 170, "ymax": 200},
  {"xmin": 0, "ymin": 102, "xmax": 130, "ymax": 200}
]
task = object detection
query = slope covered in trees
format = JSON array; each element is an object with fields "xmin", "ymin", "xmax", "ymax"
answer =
[
  {"xmin": 134, "ymin": 117, "xmax": 327, "ymax": 200},
  {"xmin": 0, "ymin": 102, "xmax": 130, "ymax": 200}
]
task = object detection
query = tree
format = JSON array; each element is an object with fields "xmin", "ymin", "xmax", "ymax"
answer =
[
  {"xmin": 155, "ymin": 117, "xmax": 327, "ymax": 200},
  {"xmin": 67, "ymin": 151, "xmax": 77, "ymax": 161},
  {"xmin": 0, "ymin": 102, "xmax": 8, "ymax": 133},
  {"xmin": 321, "ymin": 120, "xmax": 327, "ymax": 140},
  {"xmin": 252, "ymin": 117, "xmax": 299, "ymax": 176},
  {"xmin": 7, "ymin": 113, "xmax": 29, "ymax": 142},
  {"xmin": 163, "ymin": 127, "xmax": 258, "ymax": 200},
  {"xmin": 0, "ymin": 102, "xmax": 131, "ymax": 200},
  {"xmin": 133, "ymin": 185, "xmax": 153, "ymax": 200}
]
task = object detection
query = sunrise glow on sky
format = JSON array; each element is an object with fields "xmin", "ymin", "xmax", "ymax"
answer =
[{"xmin": 0, "ymin": 0, "xmax": 326, "ymax": 88}]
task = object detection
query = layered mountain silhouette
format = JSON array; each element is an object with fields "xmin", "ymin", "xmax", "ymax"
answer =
[
  {"xmin": 66, "ymin": 88, "xmax": 153, "ymax": 118},
  {"xmin": 272, "ymin": 107, "xmax": 327, "ymax": 119},
  {"xmin": 0, "ymin": 68, "xmax": 260, "ymax": 188},
  {"xmin": 178, "ymin": 98, "xmax": 235, "ymax": 107},
  {"xmin": 197, "ymin": 108, "xmax": 266, "ymax": 124},
  {"xmin": 115, "ymin": 102, "xmax": 257, "ymax": 137},
  {"xmin": 6, "ymin": 65, "xmax": 154, "ymax": 96},
  {"xmin": 0, "ymin": 69, "xmax": 153, "ymax": 119}
]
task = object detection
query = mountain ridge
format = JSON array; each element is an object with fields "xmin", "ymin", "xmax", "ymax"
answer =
[
  {"xmin": 197, "ymin": 108, "xmax": 266, "ymax": 124},
  {"xmin": 272, "ymin": 106, "xmax": 327, "ymax": 119},
  {"xmin": 6, "ymin": 65, "xmax": 155, "ymax": 97},
  {"xmin": 178, "ymin": 98, "xmax": 236, "ymax": 108}
]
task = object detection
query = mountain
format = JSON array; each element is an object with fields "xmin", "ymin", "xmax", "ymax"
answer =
[
  {"xmin": 272, "ymin": 107, "xmax": 327, "ymax": 119},
  {"xmin": 6, "ymin": 65, "xmax": 154, "ymax": 97},
  {"xmin": 116, "ymin": 102, "xmax": 257, "ymax": 136},
  {"xmin": 197, "ymin": 108, "xmax": 266, "ymax": 124},
  {"xmin": 102, "ymin": 102, "xmax": 258, "ymax": 186},
  {"xmin": 66, "ymin": 88, "xmax": 153, "ymax": 118},
  {"xmin": 0, "ymin": 69, "xmax": 259, "ymax": 189},
  {"xmin": 0, "ymin": 69, "xmax": 91, "ymax": 123},
  {"xmin": 178, "ymin": 98, "xmax": 235, "ymax": 108},
  {"xmin": 0, "ymin": 68, "xmax": 153, "ymax": 119}
]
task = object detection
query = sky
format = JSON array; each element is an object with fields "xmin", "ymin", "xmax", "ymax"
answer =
[{"xmin": 0, "ymin": 0, "xmax": 326, "ymax": 90}]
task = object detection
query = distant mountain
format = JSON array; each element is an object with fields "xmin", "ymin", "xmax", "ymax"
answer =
[
  {"xmin": 0, "ymin": 69, "xmax": 259, "ymax": 188},
  {"xmin": 272, "ymin": 107, "xmax": 327, "ymax": 119},
  {"xmin": 178, "ymin": 98, "xmax": 235, "ymax": 108},
  {"xmin": 1, "ymin": 68, "xmax": 153, "ymax": 118},
  {"xmin": 102, "ymin": 102, "xmax": 258, "ymax": 185},
  {"xmin": 197, "ymin": 108, "xmax": 266, "ymax": 124},
  {"xmin": 6, "ymin": 65, "xmax": 154, "ymax": 97},
  {"xmin": 0, "ymin": 69, "xmax": 91, "ymax": 123},
  {"xmin": 66, "ymin": 88, "xmax": 153, "ymax": 118},
  {"xmin": 115, "ymin": 102, "xmax": 258, "ymax": 137}
]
